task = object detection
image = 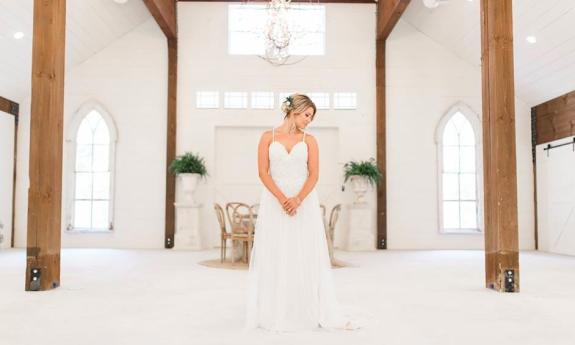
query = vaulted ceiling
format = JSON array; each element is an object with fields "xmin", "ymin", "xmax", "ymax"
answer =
[
  {"xmin": 1, "ymin": 0, "xmax": 574, "ymax": 108},
  {"xmin": 402, "ymin": 0, "xmax": 575, "ymax": 107},
  {"xmin": 0, "ymin": 0, "xmax": 150, "ymax": 103}
]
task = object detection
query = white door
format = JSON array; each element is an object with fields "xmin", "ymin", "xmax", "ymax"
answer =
[{"xmin": 0, "ymin": 111, "xmax": 15, "ymax": 248}]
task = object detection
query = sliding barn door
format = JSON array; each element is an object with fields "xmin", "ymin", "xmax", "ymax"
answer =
[
  {"xmin": 536, "ymin": 136, "xmax": 575, "ymax": 256},
  {"xmin": 0, "ymin": 111, "xmax": 15, "ymax": 248}
]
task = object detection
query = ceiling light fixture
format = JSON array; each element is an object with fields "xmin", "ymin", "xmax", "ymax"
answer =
[
  {"xmin": 526, "ymin": 35, "xmax": 537, "ymax": 44},
  {"xmin": 258, "ymin": 0, "xmax": 307, "ymax": 66},
  {"xmin": 13, "ymin": 32, "xmax": 24, "ymax": 39}
]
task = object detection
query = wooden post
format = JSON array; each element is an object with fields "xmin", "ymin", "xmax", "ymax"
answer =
[
  {"xmin": 143, "ymin": 0, "xmax": 177, "ymax": 248},
  {"xmin": 25, "ymin": 0, "xmax": 66, "ymax": 291},
  {"xmin": 376, "ymin": 0, "xmax": 410, "ymax": 249},
  {"xmin": 376, "ymin": 38, "xmax": 387, "ymax": 249},
  {"xmin": 165, "ymin": 37, "xmax": 177, "ymax": 248},
  {"xmin": 480, "ymin": 0, "xmax": 520, "ymax": 292}
]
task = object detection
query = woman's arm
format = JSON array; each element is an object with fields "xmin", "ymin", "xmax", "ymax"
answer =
[
  {"xmin": 283, "ymin": 135, "xmax": 318, "ymax": 214},
  {"xmin": 295, "ymin": 134, "xmax": 319, "ymax": 202},
  {"xmin": 258, "ymin": 131, "xmax": 288, "ymax": 203}
]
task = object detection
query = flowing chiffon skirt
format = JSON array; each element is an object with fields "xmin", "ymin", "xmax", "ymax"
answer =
[{"xmin": 245, "ymin": 178, "xmax": 353, "ymax": 332}]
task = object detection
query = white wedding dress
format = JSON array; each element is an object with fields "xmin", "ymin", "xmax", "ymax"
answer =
[{"xmin": 245, "ymin": 128, "xmax": 353, "ymax": 332}]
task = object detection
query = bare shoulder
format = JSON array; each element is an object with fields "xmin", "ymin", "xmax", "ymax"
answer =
[
  {"xmin": 260, "ymin": 130, "xmax": 273, "ymax": 142},
  {"xmin": 303, "ymin": 133, "xmax": 318, "ymax": 147}
]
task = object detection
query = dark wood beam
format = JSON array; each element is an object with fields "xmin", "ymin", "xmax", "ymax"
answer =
[
  {"xmin": 25, "ymin": 0, "xmax": 66, "ymax": 291},
  {"xmin": 144, "ymin": 0, "xmax": 177, "ymax": 39},
  {"xmin": 532, "ymin": 90, "xmax": 575, "ymax": 145},
  {"xmin": 144, "ymin": 1, "xmax": 178, "ymax": 248},
  {"xmin": 165, "ymin": 38, "xmax": 177, "ymax": 248},
  {"xmin": 375, "ymin": 0, "xmax": 410, "ymax": 249},
  {"xmin": 377, "ymin": 0, "xmax": 411, "ymax": 40},
  {"xmin": 142, "ymin": 0, "xmax": 179, "ymax": 247},
  {"xmin": 0, "ymin": 96, "xmax": 19, "ymax": 249},
  {"xmin": 375, "ymin": 38, "xmax": 387, "ymax": 249},
  {"xmin": 0, "ymin": 96, "xmax": 19, "ymax": 116},
  {"xmin": 178, "ymin": 0, "xmax": 376, "ymax": 3},
  {"xmin": 530, "ymin": 109, "xmax": 538, "ymax": 251},
  {"xmin": 480, "ymin": 0, "xmax": 520, "ymax": 292}
]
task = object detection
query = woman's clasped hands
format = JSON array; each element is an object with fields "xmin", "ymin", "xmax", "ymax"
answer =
[{"xmin": 280, "ymin": 196, "xmax": 301, "ymax": 216}]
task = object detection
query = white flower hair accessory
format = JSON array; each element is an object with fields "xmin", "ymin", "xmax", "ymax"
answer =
[{"xmin": 283, "ymin": 95, "xmax": 294, "ymax": 109}]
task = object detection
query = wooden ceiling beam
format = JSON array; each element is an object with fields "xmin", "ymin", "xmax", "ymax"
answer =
[
  {"xmin": 144, "ymin": 0, "xmax": 177, "ymax": 39},
  {"xmin": 377, "ymin": 0, "xmax": 411, "ymax": 40},
  {"xmin": 177, "ymin": 0, "xmax": 377, "ymax": 3}
]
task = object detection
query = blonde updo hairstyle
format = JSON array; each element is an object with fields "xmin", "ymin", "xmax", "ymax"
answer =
[{"xmin": 281, "ymin": 93, "xmax": 317, "ymax": 120}]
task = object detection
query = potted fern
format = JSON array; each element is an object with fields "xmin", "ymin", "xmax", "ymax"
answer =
[
  {"xmin": 169, "ymin": 152, "xmax": 208, "ymax": 205},
  {"xmin": 342, "ymin": 158, "xmax": 382, "ymax": 204}
]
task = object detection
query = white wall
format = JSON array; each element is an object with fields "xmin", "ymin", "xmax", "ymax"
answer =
[
  {"xmin": 0, "ymin": 111, "xmax": 15, "ymax": 248},
  {"xmin": 386, "ymin": 20, "xmax": 535, "ymax": 250},
  {"xmin": 536, "ymin": 135, "xmax": 575, "ymax": 255},
  {"xmin": 13, "ymin": 19, "xmax": 168, "ymax": 248}
]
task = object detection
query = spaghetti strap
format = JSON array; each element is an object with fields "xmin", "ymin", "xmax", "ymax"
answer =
[{"xmin": 272, "ymin": 127, "xmax": 275, "ymax": 142}]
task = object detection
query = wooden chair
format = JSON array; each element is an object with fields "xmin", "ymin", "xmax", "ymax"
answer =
[
  {"xmin": 319, "ymin": 204, "xmax": 327, "ymax": 227},
  {"xmin": 250, "ymin": 203, "xmax": 259, "ymax": 219},
  {"xmin": 326, "ymin": 204, "xmax": 341, "ymax": 264},
  {"xmin": 214, "ymin": 203, "xmax": 232, "ymax": 263},
  {"xmin": 225, "ymin": 202, "xmax": 256, "ymax": 264}
]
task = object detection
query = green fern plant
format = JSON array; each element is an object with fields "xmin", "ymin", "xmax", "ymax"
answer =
[
  {"xmin": 342, "ymin": 158, "xmax": 382, "ymax": 191},
  {"xmin": 169, "ymin": 152, "xmax": 208, "ymax": 179}
]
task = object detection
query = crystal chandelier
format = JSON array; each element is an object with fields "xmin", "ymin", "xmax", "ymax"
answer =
[{"xmin": 260, "ymin": 0, "xmax": 306, "ymax": 66}]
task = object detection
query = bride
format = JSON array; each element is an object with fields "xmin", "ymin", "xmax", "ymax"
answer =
[{"xmin": 245, "ymin": 93, "xmax": 357, "ymax": 332}]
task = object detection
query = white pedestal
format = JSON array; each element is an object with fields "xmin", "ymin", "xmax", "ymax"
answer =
[
  {"xmin": 346, "ymin": 204, "xmax": 376, "ymax": 251},
  {"xmin": 174, "ymin": 202, "xmax": 202, "ymax": 250}
]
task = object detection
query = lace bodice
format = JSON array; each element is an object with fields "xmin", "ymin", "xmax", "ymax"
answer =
[{"xmin": 268, "ymin": 128, "xmax": 309, "ymax": 192}]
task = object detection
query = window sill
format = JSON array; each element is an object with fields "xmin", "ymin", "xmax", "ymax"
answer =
[
  {"xmin": 440, "ymin": 229, "xmax": 483, "ymax": 235},
  {"xmin": 66, "ymin": 229, "xmax": 113, "ymax": 234}
]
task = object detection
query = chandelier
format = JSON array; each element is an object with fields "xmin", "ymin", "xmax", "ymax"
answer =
[{"xmin": 259, "ymin": 0, "xmax": 307, "ymax": 66}]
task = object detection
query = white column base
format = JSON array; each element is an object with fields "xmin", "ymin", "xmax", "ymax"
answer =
[
  {"xmin": 346, "ymin": 203, "xmax": 376, "ymax": 251},
  {"xmin": 174, "ymin": 202, "xmax": 203, "ymax": 250}
]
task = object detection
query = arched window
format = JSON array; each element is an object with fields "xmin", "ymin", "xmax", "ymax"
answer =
[
  {"xmin": 66, "ymin": 102, "xmax": 117, "ymax": 231},
  {"xmin": 436, "ymin": 103, "xmax": 483, "ymax": 233}
]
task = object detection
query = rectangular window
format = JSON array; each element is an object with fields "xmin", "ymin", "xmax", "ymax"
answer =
[
  {"xmin": 251, "ymin": 92, "xmax": 275, "ymax": 109},
  {"xmin": 333, "ymin": 92, "xmax": 357, "ymax": 109},
  {"xmin": 224, "ymin": 92, "xmax": 248, "ymax": 109},
  {"xmin": 196, "ymin": 91, "xmax": 220, "ymax": 109},
  {"xmin": 308, "ymin": 92, "xmax": 330, "ymax": 110},
  {"xmin": 228, "ymin": 4, "xmax": 325, "ymax": 56}
]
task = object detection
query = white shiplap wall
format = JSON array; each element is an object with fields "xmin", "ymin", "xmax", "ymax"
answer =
[
  {"xmin": 0, "ymin": 0, "xmax": 150, "ymax": 103},
  {"xmin": 402, "ymin": 0, "xmax": 575, "ymax": 107}
]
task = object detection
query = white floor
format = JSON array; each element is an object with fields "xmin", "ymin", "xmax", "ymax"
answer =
[{"xmin": 1, "ymin": 248, "xmax": 574, "ymax": 345}]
